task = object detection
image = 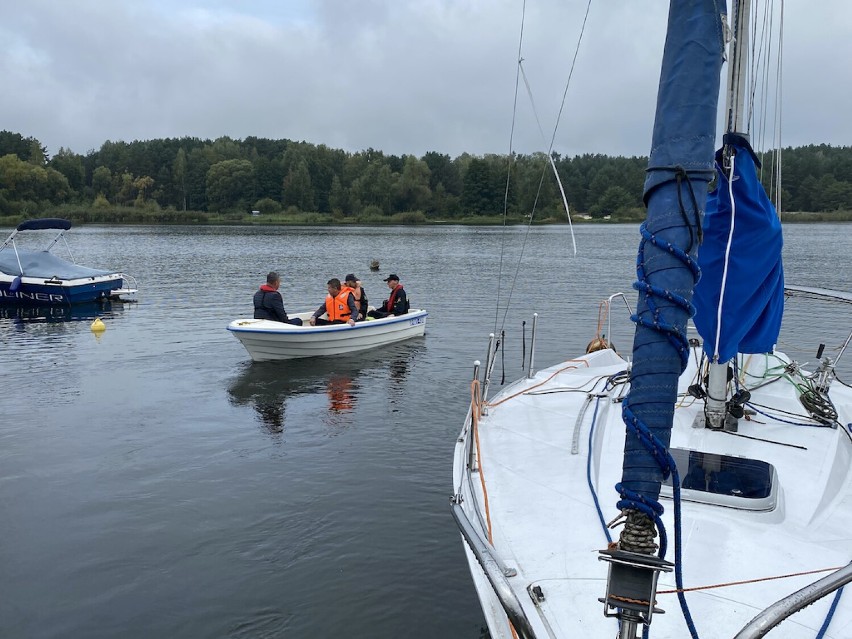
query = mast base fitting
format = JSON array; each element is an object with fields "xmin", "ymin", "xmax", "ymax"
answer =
[{"xmin": 598, "ymin": 548, "xmax": 673, "ymax": 625}]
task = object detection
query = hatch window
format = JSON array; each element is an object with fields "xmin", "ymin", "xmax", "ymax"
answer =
[{"xmin": 661, "ymin": 448, "xmax": 777, "ymax": 511}]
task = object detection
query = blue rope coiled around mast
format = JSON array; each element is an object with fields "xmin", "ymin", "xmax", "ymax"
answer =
[{"xmin": 615, "ymin": 2, "xmax": 726, "ymax": 637}]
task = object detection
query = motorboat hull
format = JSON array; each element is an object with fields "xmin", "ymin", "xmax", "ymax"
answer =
[
  {"xmin": 228, "ymin": 309, "xmax": 428, "ymax": 361},
  {"xmin": 0, "ymin": 273, "xmax": 125, "ymax": 305}
]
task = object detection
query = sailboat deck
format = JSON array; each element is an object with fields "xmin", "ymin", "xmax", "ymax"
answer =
[{"xmin": 455, "ymin": 348, "xmax": 852, "ymax": 638}]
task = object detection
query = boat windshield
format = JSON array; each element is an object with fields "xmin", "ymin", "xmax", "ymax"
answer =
[{"xmin": 661, "ymin": 448, "xmax": 777, "ymax": 511}]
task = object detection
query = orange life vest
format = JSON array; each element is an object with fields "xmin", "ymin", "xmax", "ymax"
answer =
[{"xmin": 325, "ymin": 286, "xmax": 353, "ymax": 321}]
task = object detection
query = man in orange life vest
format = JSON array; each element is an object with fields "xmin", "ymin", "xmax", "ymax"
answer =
[
  {"xmin": 309, "ymin": 278, "xmax": 358, "ymax": 326},
  {"xmin": 367, "ymin": 273, "xmax": 409, "ymax": 319},
  {"xmin": 344, "ymin": 273, "xmax": 368, "ymax": 321}
]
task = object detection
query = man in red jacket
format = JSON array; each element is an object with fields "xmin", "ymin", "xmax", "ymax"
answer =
[
  {"xmin": 367, "ymin": 274, "xmax": 409, "ymax": 319},
  {"xmin": 253, "ymin": 272, "xmax": 302, "ymax": 325}
]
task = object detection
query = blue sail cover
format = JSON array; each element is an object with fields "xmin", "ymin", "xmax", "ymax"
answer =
[
  {"xmin": 620, "ymin": 0, "xmax": 725, "ymax": 502},
  {"xmin": 693, "ymin": 140, "xmax": 784, "ymax": 361}
]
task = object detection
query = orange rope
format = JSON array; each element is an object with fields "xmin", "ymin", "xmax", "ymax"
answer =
[
  {"xmin": 658, "ymin": 565, "xmax": 845, "ymax": 595},
  {"xmin": 471, "ymin": 363, "xmax": 591, "ymax": 639},
  {"xmin": 596, "ymin": 300, "xmax": 608, "ymax": 338},
  {"xmin": 470, "ymin": 379, "xmax": 494, "ymax": 544},
  {"xmin": 487, "ymin": 359, "xmax": 589, "ymax": 408}
]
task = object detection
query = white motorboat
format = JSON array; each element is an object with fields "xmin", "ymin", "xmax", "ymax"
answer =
[
  {"xmin": 452, "ymin": 2, "xmax": 852, "ymax": 638},
  {"xmin": 228, "ymin": 309, "xmax": 427, "ymax": 361}
]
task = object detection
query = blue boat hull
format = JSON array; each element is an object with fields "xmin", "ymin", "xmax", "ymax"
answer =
[{"xmin": 0, "ymin": 277, "xmax": 123, "ymax": 306}]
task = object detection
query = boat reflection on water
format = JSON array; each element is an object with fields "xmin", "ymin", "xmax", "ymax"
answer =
[
  {"xmin": 0, "ymin": 300, "xmax": 129, "ymax": 332},
  {"xmin": 227, "ymin": 342, "xmax": 422, "ymax": 434},
  {"xmin": 326, "ymin": 375, "xmax": 356, "ymax": 413}
]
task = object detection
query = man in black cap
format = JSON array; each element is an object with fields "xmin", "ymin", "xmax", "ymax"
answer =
[
  {"xmin": 344, "ymin": 274, "xmax": 368, "ymax": 321},
  {"xmin": 367, "ymin": 273, "xmax": 409, "ymax": 319},
  {"xmin": 253, "ymin": 271, "xmax": 303, "ymax": 325}
]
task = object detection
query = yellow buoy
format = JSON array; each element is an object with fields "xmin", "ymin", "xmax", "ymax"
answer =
[{"xmin": 91, "ymin": 317, "xmax": 106, "ymax": 333}]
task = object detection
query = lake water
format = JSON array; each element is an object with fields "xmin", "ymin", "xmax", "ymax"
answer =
[{"xmin": 1, "ymin": 223, "xmax": 850, "ymax": 638}]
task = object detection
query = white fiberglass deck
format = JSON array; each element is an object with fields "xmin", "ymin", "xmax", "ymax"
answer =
[{"xmin": 454, "ymin": 348, "xmax": 852, "ymax": 638}]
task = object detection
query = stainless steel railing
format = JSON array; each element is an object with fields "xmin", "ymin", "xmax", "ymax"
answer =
[
  {"xmin": 450, "ymin": 497, "xmax": 537, "ymax": 639},
  {"xmin": 734, "ymin": 561, "xmax": 852, "ymax": 638}
]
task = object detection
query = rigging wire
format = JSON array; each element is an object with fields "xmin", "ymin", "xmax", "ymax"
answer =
[
  {"xmin": 493, "ymin": 0, "xmax": 528, "ymax": 336},
  {"xmin": 493, "ymin": 0, "xmax": 593, "ymax": 340},
  {"xmin": 774, "ymin": 1, "xmax": 784, "ymax": 215},
  {"xmin": 746, "ymin": 0, "xmax": 785, "ymax": 214}
]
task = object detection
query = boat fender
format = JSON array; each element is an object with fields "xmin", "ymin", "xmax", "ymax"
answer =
[{"xmin": 10, "ymin": 275, "xmax": 21, "ymax": 291}]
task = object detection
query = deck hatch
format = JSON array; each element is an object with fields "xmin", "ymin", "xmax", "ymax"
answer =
[{"xmin": 660, "ymin": 448, "xmax": 777, "ymax": 511}]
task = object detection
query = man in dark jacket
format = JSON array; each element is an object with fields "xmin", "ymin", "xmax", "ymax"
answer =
[
  {"xmin": 367, "ymin": 273, "xmax": 410, "ymax": 319},
  {"xmin": 253, "ymin": 272, "xmax": 303, "ymax": 325}
]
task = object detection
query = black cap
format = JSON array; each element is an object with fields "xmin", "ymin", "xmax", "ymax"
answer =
[
  {"xmin": 383, "ymin": 274, "xmax": 399, "ymax": 282},
  {"xmin": 344, "ymin": 273, "xmax": 358, "ymax": 283}
]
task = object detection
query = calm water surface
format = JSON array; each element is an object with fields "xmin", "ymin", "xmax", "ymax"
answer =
[{"xmin": 1, "ymin": 224, "xmax": 850, "ymax": 638}]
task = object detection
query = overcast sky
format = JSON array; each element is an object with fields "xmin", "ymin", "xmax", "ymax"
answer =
[{"xmin": 2, "ymin": 0, "xmax": 849, "ymax": 160}]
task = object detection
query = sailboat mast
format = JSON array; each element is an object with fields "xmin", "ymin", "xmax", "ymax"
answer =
[
  {"xmin": 706, "ymin": 0, "xmax": 751, "ymax": 430},
  {"xmin": 724, "ymin": 0, "xmax": 751, "ymax": 139},
  {"xmin": 603, "ymin": 2, "xmax": 726, "ymax": 635}
]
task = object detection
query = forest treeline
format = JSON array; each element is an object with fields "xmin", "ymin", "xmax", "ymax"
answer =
[{"xmin": 1, "ymin": 129, "xmax": 851, "ymax": 225}]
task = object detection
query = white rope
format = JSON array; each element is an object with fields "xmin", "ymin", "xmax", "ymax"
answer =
[
  {"xmin": 519, "ymin": 63, "xmax": 577, "ymax": 256},
  {"xmin": 713, "ymin": 153, "xmax": 738, "ymax": 362},
  {"xmin": 548, "ymin": 153, "xmax": 576, "ymax": 256}
]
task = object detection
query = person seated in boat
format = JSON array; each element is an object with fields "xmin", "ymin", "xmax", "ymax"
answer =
[
  {"xmin": 367, "ymin": 274, "xmax": 410, "ymax": 319},
  {"xmin": 309, "ymin": 278, "xmax": 358, "ymax": 327},
  {"xmin": 344, "ymin": 273, "xmax": 368, "ymax": 321},
  {"xmin": 253, "ymin": 271, "xmax": 303, "ymax": 325}
]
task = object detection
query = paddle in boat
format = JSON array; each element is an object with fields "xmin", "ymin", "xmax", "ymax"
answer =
[
  {"xmin": 0, "ymin": 218, "xmax": 137, "ymax": 306},
  {"xmin": 228, "ymin": 309, "xmax": 428, "ymax": 362},
  {"xmin": 452, "ymin": 2, "xmax": 852, "ymax": 638}
]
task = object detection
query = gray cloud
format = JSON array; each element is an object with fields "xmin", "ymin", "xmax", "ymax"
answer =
[{"xmin": 1, "ymin": 0, "xmax": 849, "ymax": 159}]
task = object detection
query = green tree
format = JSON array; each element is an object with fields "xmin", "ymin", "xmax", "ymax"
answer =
[
  {"xmin": 0, "ymin": 154, "xmax": 70, "ymax": 204},
  {"xmin": 92, "ymin": 166, "xmax": 113, "ymax": 201},
  {"xmin": 133, "ymin": 175, "xmax": 155, "ymax": 206},
  {"xmin": 253, "ymin": 197, "xmax": 282, "ymax": 215},
  {"xmin": 115, "ymin": 172, "xmax": 135, "ymax": 206},
  {"xmin": 206, "ymin": 159, "xmax": 255, "ymax": 211},
  {"xmin": 49, "ymin": 148, "xmax": 85, "ymax": 194},
  {"xmin": 282, "ymin": 159, "xmax": 315, "ymax": 212},
  {"xmin": 0, "ymin": 131, "xmax": 45, "ymax": 161},
  {"xmin": 393, "ymin": 155, "xmax": 432, "ymax": 212},
  {"xmin": 591, "ymin": 185, "xmax": 634, "ymax": 218},
  {"xmin": 173, "ymin": 147, "xmax": 188, "ymax": 211},
  {"xmin": 461, "ymin": 157, "xmax": 503, "ymax": 216},
  {"xmin": 329, "ymin": 174, "xmax": 347, "ymax": 215},
  {"xmin": 27, "ymin": 140, "xmax": 46, "ymax": 166}
]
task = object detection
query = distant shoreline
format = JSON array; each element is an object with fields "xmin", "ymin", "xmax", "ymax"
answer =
[{"xmin": 2, "ymin": 209, "xmax": 851, "ymax": 228}]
